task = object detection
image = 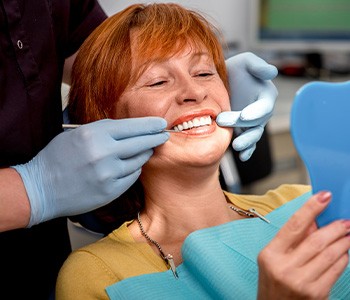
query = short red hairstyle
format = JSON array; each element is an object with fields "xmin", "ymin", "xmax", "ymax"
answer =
[{"xmin": 68, "ymin": 3, "xmax": 228, "ymax": 124}]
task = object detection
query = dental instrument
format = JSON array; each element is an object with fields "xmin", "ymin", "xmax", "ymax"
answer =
[{"xmin": 62, "ymin": 124, "xmax": 177, "ymax": 132}]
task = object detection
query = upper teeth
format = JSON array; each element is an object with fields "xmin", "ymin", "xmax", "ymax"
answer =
[{"xmin": 172, "ymin": 116, "xmax": 212, "ymax": 132}]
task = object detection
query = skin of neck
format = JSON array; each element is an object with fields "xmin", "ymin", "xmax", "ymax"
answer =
[
  {"xmin": 128, "ymin": 159, "xmax": 242, "ymax": 266},
  {"xmin": 130, "ymin": 160, "xmax": 237, "ymax": 249}
]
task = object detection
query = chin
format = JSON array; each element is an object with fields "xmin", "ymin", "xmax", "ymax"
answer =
[
  {"xmin": 191, "ymin": 142, "xmax": 228, "ymax": 165},
  {"xmin": 181, "ymin": 133, "xmax": 231, "ymax": 166},
  {"xmin": 150, "ymin": 128, "xmax": 232, "ymax": 168}
]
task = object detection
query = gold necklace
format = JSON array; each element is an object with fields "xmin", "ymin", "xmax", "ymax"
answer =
[
  {"xmin": 136, "ymin": 212, "xmax": 179, "ymax": 278},
  {"xmin": 136, "ymin": 206, "xmax": 269, "ymax": 279}
]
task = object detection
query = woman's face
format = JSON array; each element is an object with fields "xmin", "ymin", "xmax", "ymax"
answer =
[{"xmin": 116, "ymin": 41, "xmax": 233, "ymax": 170}]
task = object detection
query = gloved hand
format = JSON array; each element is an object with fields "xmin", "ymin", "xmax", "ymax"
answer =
[
  {"xmin": 216, "ymin": 52, "xmax": 278, "ymax": 161},
  {"xmin": 12, "ymin": 118, "xmax": 169, "ymax": 227}
]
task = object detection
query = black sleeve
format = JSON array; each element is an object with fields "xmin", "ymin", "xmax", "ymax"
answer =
[{"xmin": 66, "ymin": 0, "xmax": 107, "ymax": 56}]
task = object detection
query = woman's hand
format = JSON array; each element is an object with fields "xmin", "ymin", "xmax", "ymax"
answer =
[{"xmin": 257, "ymin": 191, "xmax": 350, "ymax": 300}]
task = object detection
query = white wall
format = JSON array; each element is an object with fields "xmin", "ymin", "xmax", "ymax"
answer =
[{"xmin": 97, "ymin": 0, "xmax": 249, "ymax": 50}]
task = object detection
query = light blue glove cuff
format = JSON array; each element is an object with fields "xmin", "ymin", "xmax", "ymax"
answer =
[{"xmin": 12, "ymin": 158, "xmax": 48, "ymax": 227}]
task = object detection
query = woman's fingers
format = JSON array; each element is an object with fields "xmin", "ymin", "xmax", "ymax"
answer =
[
  {"xmin": 293, "ymin": 219, "xmax": 350, "ymax": 269},
  {"xmin": 309, "ymin": 252, "xmax": 350, "ymax": 295},
  {"xmin": 257, "ymin": 191, "xmax": 350, "ymax": 299},
  {"xmin": 268, "ymin": 191, "xmax": 332, "ymax": 253}
]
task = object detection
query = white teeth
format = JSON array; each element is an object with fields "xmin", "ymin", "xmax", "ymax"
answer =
[
  {"xmin": 173, "ymin": 116, "xmax": 212, "ymax": 132},
  {"xmin": 193, "ymin": 118, "xmax": 200, "ymax": 127}
]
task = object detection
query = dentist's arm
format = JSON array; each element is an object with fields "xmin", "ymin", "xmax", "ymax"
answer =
[
  {"xmin": 0, "ymin": 168, "xmax": 31, "ymax": 231},
  {"xmin": 1, "ymin": 117, "xmax": 169, "ymax": 231},
  {"xmin": 216, "ymin": 52, "xmax": 278, "ymax": 161}
]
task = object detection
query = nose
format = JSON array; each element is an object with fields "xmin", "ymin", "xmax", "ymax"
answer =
[{"xmin": 175, "ymin": 75, "xmax": 207, "ymax": 104}]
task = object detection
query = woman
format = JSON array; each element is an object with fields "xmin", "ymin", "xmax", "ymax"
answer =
[{"xmin": 56, "ymin": 3, "xmax": 350, "ymax": 299}]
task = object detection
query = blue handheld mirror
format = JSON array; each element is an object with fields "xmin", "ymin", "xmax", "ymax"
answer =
[{"xmin": 291, "ymin": 80, "xmax": 350, "ymax": 227}]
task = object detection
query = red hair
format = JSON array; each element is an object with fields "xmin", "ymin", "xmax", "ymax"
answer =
[{"xmin": 68, "ymin": 3, "xmax": 228, "ymax": 124}]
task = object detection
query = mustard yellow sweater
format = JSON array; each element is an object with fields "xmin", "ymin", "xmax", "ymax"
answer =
[{"xmin": 56, "ymin": 184, "xmax": 311, "ymax": 300}]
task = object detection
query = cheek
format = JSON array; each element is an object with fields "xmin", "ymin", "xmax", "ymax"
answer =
[
  {"xmin": 115, "ymin": 94, "xmax": 151, "ymax": 119},
  {"xmin": 224, "ymin": 126, "xmax": 234, "ymax": 142},
  {"xmin": 215, "ymin": 97, "xmax": 231, "ymax": 114},
  {"xmin": 115, "ymin": 92, "xmax": 171, "ymax": 119},
  {"xmin": 214, "ymin": 84, "xmax": 231, "ymax": 111},
  {"xmin": 226, "ymin": 95, "xmax": 231, "ymax": 110},
  {"xmin": 114, "ymin": 94, "xmax": 133, "ymax": 119},
  {"xmin": 221, "ymin": 98, "xmax": 231, "ymax": 111},
  {"xmin": 113, "ymin": 103, "xmax": 129, "ymax": 119}
]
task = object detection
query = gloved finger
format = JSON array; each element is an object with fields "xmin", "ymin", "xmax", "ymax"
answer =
[
  {"xmin": 216, "ymin": 111, "xmax": 270, "ymax": 128},
  {"xmin": 215, "ymin": 111, "xmax": 241, "ymax": 127},
  {"xmin": 240, "ymin": 83, "xmax": 278, "ymax": 121},
  {"xmin": 232, "ymin": 126, "xmax": 264, "ymax": 151},
  {"xmin": 117, "ymin": 150, "xmax": 154, "ymax": 178},
  {"xmin": 239, "ymin": 144, "xmax": 256, "ymax": 162},
  {"xmin": 116, "ymin": 132, "xmax": 169, "ymax": 159},
  {"xmin": 80, "ymin": 169, "xmax": 143, "ymax": 212},
  {"xmin": 245, "ymin": 53, "xmax": 278, "ymax": 80},
  {"xmin": 92, "ymin": 117, "xmax": 167, "ymax": 140},
  {"xmin": 110, "ymin": 170, "xmax": 143, "ymax": 197},
  {"xmin": 90, "ymin": 150, "xmax": 153, "ymax": 189}
]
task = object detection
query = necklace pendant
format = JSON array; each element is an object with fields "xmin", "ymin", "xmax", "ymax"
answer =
[
  {"xmin": 248, "ymin": 208, "xmax": 270, "ymax": 224},
  {"xmin": 229, "ymin": 205, "xmax": 254, "ymax": 218},
  {"xmin": 165, "ymin": 254, "xmax": 179, "ymax": 279}
]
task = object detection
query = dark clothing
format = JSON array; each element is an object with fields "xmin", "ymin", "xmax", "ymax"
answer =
[{"xmin": 0, "ymin": 1, "xmax": 106, "ymax": 299}]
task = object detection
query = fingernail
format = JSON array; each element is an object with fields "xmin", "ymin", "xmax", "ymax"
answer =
[
  {"xmin": 317, "ymin": 191, "xmax": 332, "ymax": 203},
  {"xmin": 342, "ymin": 220, "xmax": 350, "ymax": 230}
]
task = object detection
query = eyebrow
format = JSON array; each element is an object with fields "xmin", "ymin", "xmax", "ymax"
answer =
[
  {"xmin": 190, "ymin": 50, "xmax": 210, "ymax": 58},
  {"xmin": 133, "ymin": 49, "xmax": 213, "ymax": 81}
]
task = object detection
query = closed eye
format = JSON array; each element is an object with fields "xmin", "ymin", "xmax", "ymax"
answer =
[
  {"xmin": 148, "ymin": 80, "xmax": 167, "ymax": 87},
  {"xmin": 197, "ymin": 72, "xmax": 214, "ymax": 77}
]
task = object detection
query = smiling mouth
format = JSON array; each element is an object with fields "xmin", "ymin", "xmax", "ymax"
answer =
[{"xmin": 172, "ymin": 116, "xmax": 212, "ymax": 132}]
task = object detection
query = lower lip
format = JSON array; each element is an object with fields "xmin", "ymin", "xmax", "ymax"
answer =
[{"xmin": 171, "ymin": 123, "xmax": 216, "ymax": 136}]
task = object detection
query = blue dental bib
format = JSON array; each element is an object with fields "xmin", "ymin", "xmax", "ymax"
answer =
[{"xmin": 106, "ymin": 192, "xmax": 350, "ymax": 299}]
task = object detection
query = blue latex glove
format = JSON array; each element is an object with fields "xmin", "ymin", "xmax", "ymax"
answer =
[
  {"xmin": 216, "ymin": 52, "xmax": 278, "ymax": 161},
  {"xmin": 12, "ymin": 118, "xmax": 169, "ymax": 227}
]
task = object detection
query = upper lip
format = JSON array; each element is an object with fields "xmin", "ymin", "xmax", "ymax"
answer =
[{"xmin": 170, "ymin": 109, "xmax": 217, "ymax": 129}]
